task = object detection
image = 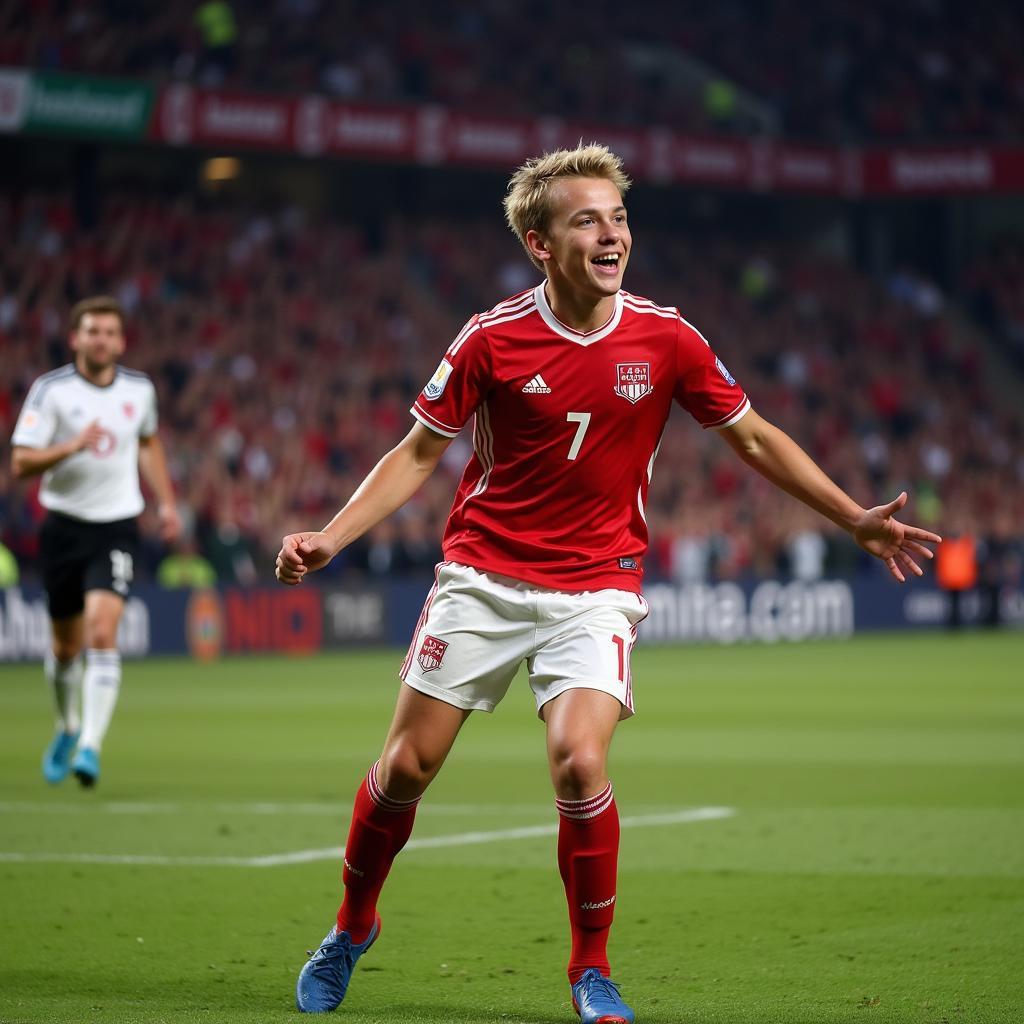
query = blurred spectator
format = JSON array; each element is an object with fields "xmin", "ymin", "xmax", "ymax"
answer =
[
  {"xmin": 157, "ymin": 537, "xmax": 218, "ymax": 588},
  {"xmin": 193, "ymin": 1, "xmax": 238, "ymax": 85},
  {"xmin": 0, "ymin": 539, "xmax": 19, "ymax": 586},
  {"xmin": 935, "ymin": 528, "xmax": 979, "ymax": 630}
]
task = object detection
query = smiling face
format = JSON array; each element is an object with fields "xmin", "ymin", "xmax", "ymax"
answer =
[
  {"xmin": 71, "ymin": 311, "xmax": 126, "ymax": 381},
  {"xmin": 526, "ymin": 176, "xmax": 631, "ymax": 302}
]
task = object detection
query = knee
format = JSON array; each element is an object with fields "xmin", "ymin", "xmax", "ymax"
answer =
[
  {"xmin": 377, "ymin": 739, "xmax": 442, "ymax": 801},
  {"xmin": 550, "ymin": 745, "xmax": 607, "ymax": 800},
  {"xmin": 84, "ymin": 622, "xmax": 119, "ymax": 650},
  {"xmin": 51, "ymin": 639, "xmax": 81, "ymax": 663}
]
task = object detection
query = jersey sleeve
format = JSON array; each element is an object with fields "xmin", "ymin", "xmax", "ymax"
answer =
[
  {"xmin": 10, "ymin": 379, "xmax": 58, "ymax": 449},
  {"xmin": 410, "ymin": 315, "xmax": 492, "ymax": 438},
  {"xmin": 139, "ymin": 380, "xmax": 158, "ymax": 437},
  {"xmin": 672, "ymin": 316, "xmax": 750, "ymax": 429}
]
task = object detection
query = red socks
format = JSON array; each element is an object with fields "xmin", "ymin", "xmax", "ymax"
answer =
[
  {"xmin": 336, "ymin": 761, "xmax": 419, "ymax": 943},
  {"xmin": 556, "ymin": 782, "xmax": 620, "ymax": 984}
]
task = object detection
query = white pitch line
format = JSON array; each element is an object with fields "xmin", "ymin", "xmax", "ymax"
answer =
[
  {"xmin": 0, "ymin": 801, "xmax": 613, "ymax": 816},
  {"xmin": 0, "ymin": 806, "xmax": 734, "ymax": 868}
]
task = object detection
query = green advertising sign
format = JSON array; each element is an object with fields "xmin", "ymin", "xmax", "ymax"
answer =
[{"xmin": 25, "ymin": 72, "xmax": 152, "ymax": 139}]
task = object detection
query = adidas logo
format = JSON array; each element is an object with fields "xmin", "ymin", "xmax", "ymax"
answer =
[{"xmin": 522, "ymin": 374, "xmax": 552, "ymax": 394}]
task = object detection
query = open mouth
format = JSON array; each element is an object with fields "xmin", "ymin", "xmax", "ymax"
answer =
[{"xmin": 591, "ymin": 253, "xmax": 621, "ymax": 276}]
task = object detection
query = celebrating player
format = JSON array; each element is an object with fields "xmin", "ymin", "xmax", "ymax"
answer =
[
  {"xmin": 11, "ymin": 296, "xmax": 180, "ymax": 788},
  {"xmin": 276, "ymin": 144, "xmax": 941, "ymax": 1022}
]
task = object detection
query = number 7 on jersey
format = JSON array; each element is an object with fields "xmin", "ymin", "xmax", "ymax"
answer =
[{"xmin": 565, "ymin": 412, "xmax": 591, "ymax": 461}]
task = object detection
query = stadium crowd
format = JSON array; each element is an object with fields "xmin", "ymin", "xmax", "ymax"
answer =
[
  {"xmin": 5, "ymin": 0, "xmax": 1023, "ymax": 142},
  {"xmin": 2, "ymin": 189, "xmax": 1022, "ymax": 589}
]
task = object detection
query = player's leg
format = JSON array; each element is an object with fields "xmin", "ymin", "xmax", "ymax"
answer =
[
  {"xmin": 545, "ymin": 691, "xmax": 634, "ymax": 1024},
  {"xmin": 73, "ymin": 523, "xmax": 137, "ymax": 786},
  {"xmin": 39, "ymin": 512, "xmax": 87, "ymax": 784},
  {"xmin": 543, "ymin": 689, "xmax": 623, "ymax": 975},
  {"xmin": 532, "ymin": 590, "xmax": 646, "ymax": 1023},
  {"xmin": 339, "ymin": 684, "xmax": 472, "ymax": 939},
  {"xmin": 298, "ymin": 563, "xmax": 530, "ymax": 1012},
  {"xmin": 41, "ymin": 614, "xmax": 85, "ymax": 784},
  {"xmin": 73, "ymin": 589, "xmax": 126, "ymax": 786},
  {"xmin": 297, "ymin": 685, "xmax": 471, "ymax": 1013}
]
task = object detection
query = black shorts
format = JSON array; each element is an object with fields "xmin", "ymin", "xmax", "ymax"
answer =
[{"xmin": 39, "ymin": 512, "xmax": 139, "ymax": 619}]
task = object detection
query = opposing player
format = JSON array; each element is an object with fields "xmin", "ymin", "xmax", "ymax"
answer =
[
  {"xmin": 276, "ymin": 145, "xmax": 941, "ymax": 1022},
  {"xmin": 11, "ymin": 296, "xmax": 180, "ymax": 788}
]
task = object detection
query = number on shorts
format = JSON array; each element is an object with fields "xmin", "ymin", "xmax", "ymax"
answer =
[
  {"xmin": 565, "ymin": 412, "xmax": 591, "ymax": 461},
  {"xmin": 110, "ymin": 549, "xmax": 134, "ymax": 594},
  {"xmin": 612, "ymin": 634, "xmax": 625, "ymax": 682}
]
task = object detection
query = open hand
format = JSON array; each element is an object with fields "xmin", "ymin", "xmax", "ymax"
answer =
[{"xmin": 852, "ymin": 492, "xmax": 942, "ymax": 583}]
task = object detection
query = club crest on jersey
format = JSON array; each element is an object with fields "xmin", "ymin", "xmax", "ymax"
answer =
[
  {"xmin": 614, "ymin": 362, "xmax": 653, "ymax": 404},
  {"xmin": 423, "ymin": 359, "xmax": 454, "ymax": 401},
  {"xmin": 417, "ymin": 634, "xmax": 449, "ymax": 673},
  {"xmin": 715, "ymin": 357, "xmax": 736, "ymax": 386}
]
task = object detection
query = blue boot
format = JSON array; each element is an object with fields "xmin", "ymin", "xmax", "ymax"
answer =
[
  {"xmin": 296, "ymin": 915, "xmax": 381, "ymax": 1012},
  {"xmin": 571, "ymin": 968, "xmax": 635, "ymax": 1024},
  {"xmin": 42, "ymin": 731, "xmax": 79, "ymax": 785}
]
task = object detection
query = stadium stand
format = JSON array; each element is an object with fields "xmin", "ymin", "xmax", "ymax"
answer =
[
  {"xmin": 5, "ymin": 0, "xmax": 1023, "ymax": 141},
  {"xmin": 2, "ymin": 189, "xmax": 1021, "ymax": 587}
]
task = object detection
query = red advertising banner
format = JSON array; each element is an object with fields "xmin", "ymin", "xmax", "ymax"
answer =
[
  {"xmin": 148, "ymin": 83, "xmax": 1024, "ymax": 197},
  {"xmin": 861, "ymin": 147, "xmax": 1024, "ymax": 195}
]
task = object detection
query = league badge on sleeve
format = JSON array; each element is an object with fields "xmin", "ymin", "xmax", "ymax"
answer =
[
  {"xmin": 715, "ymin": 357, "xmax": 736, "ymax": 386},
  {"xmin": 614, "ymin": 363, "xmax": 653, "ymax": 404},
  {"xmin": 424, "ymin": 359, "xmax": 454, "ymax": 400},
  {"xmin": 417, "ymin": 635, "xmax": 449, "ymax": 673}
]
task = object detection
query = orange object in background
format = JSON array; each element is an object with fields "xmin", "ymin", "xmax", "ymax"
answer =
[{"xmin": 936, "ymin": 534, "xmax": 978, "ymax": 591}]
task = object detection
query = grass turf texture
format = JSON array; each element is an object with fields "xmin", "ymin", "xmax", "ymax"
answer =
[{"xmin": 0, "ymin": 632, "xmax": 1021, "ymax": 1024}]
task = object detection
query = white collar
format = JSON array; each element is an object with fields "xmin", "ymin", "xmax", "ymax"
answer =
[{"xmin": 534, "ymin": 283, "xmax": 623, "ymax": 347}]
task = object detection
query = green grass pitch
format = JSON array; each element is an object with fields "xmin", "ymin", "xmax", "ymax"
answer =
[{"xmin": 1, "ymin": 632, "xmax": 1022, "ymax": 1024}]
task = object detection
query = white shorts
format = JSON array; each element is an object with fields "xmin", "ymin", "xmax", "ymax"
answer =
[{"xmin": 399, "ymin": 562, "xmax": 649, "ymax": 718}]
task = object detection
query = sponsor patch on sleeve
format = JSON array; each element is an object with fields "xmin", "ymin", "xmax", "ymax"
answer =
[
  {"xmin": 715, "ymin": 357, "xmax": 736, "ymax": 386},
  {"xmin": 423, "ymin": 358, "xmax": 454, "ymax": 401}
]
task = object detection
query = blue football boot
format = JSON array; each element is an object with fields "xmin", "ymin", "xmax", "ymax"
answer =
[
  {"xmin": 42, "ymin": 730, "xmax": 79, "ymax": 784},
  {"xmin": 72, "ymin": 746, "xmax": 100, "ymax": 788},
  {"xmin": 296, "ymin": 915, "xmax": 381, "ymax": 1013},
  {"xmin": 571, "ymin": 968, "xmax": 635, "ymax": 1024}
]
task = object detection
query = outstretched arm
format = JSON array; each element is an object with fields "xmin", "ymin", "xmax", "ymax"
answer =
[
  {"xmin": 276, "ymin": 421, "xmax": 452, "ymax": 585},
  {"xmin": 720, "ymin": 408, "xmax": 942, "ymax": 582}
]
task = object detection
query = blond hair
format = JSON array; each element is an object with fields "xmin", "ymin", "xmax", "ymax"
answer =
[{"xmin": 503, "ymin": 143, "xmax": 632, "ymax": 270}]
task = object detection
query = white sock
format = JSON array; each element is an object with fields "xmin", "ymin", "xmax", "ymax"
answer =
[
  {"xmin": 44, "ymin": 650, "xmax": 83, "ymax": 734},
  {"xmin": 79, "ymin": 649, "xmax": 122, "ymax": 753}
]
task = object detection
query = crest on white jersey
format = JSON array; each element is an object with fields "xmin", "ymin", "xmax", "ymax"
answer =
[
  {"xmin": 614, "ymin": 363, "xmax": 653, "ymax": 404},
  {"xmin": 424, "ymin": 359, "xmax": 454, "ymax": 401}
]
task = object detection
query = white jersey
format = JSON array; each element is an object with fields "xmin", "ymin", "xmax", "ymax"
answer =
[{"xmin": 11, "ymin": 364, "xmax": 158, "ymax": 523}]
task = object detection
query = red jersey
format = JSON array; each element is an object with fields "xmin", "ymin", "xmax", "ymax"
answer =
[{"xmin": 411, "ymin": 284, "xmax": 749, "ymax": 593}]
